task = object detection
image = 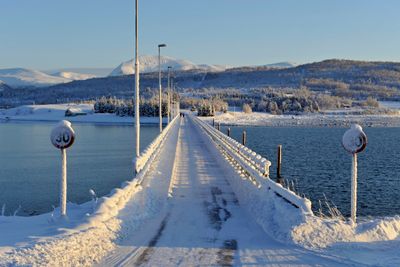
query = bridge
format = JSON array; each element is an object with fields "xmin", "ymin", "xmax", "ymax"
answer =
[{"xmin": 95, "ymin": 114, "xmax": 349, "ymax": 266}]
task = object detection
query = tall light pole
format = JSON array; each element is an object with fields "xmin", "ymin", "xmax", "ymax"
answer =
[
  {"xmin": 158, "ymin": 43, "xmax": 166, "ymax": 133},
  {"xmin": 134, "ymin": 0, "xmax": 140, "ymax": 171},
  {"xmin": 167, "ymin": 66, "xmax": 172, "ymax": 123}
]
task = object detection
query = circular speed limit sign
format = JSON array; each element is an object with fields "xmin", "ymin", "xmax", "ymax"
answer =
[
  {"xmin": 50, "ymin": 120, "xmax": 75, "ymax": 149},
  {"xmin": 342, "ymin": 124, "xmax": 367, "ymax": 154}
]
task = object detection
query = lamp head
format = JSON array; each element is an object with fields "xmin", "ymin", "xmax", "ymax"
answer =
[{"xmin": 158, "ymin": 44, "xmax": 167, "ymax": 48}]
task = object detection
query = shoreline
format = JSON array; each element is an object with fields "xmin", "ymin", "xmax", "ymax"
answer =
[
  {"xmin": 2, "ymin": 103, "xmax": 400, "ymax": 127},
  {"xmin": 0, "ymin": 103, "xmax": 167, "ymax": 125},
  {"xmin": 0, "ymin": 117, "xmax": 163, "ymax": 126},
  {"xmin": 200, "ymin": 112, "xmax": 400, "ymax": 128}
]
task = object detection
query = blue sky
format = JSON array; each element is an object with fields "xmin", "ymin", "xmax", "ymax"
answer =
[{"xmin": 1, "ymin": 0, "xmax": 399, "ymax": 70}]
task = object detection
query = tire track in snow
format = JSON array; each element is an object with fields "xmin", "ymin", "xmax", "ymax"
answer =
[{"xmin": 134, "ymin": 213, "xmax": 170, "ymax": 265}]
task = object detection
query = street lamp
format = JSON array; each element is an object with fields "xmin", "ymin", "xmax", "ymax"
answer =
[
  {"xmin": 158, "ymin": 43, "xmax": 167, "ymax": 133},
  {"xmin": 167, "ymin": 66, "xmax": 172, "ymax": 123},
  {"xmin": 134, "ymin": 0, "xmax": 140, "ymax": 172}
]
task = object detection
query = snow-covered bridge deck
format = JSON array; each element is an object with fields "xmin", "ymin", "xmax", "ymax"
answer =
[{"xmin": 98, "ymin": 116, "xmax": 349, "ymax": 267}]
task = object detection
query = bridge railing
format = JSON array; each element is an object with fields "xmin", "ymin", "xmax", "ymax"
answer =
[
  {"xmin": 82, "ymin": 113, "xmax": 180, "ymax": 234},
  {"xmin": 192, "ymin": 115, "xmax": 313, "ymax": 214},
  {"xmin": 134, "ymin": 114, "xmax": 180, "ymax": 179}
]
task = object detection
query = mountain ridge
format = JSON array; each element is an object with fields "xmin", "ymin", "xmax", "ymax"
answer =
[
  {"xmin": 0, "ymin": 68, "xmax": 70, "ymax": 88},
  {"xmin": 109, "ymin": 55, "xmax": 229, "ymax": 76}
]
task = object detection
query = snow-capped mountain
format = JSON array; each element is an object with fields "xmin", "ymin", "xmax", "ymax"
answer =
[
  {"xmin": 109, "ymin": 55, "xmax": 227, "ymax": 76},
  {"xmin": 52, "ymin": 71, "xmax": 96, "ymax": 81},
  {"xmin": 0, "ymin": 68, "xmax": 71, "ymax": 88},
  {"xmin": 264, "ymin": 62, "xmax": 298, "ymax": 68},
  {"xmin": 46, "ymin": 68, "xmax": 113, "ymax": 77}
]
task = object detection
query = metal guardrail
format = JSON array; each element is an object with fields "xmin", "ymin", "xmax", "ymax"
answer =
[{"xmin": 192, "ymin": 115, "xmax": 313, "ymax": 214}]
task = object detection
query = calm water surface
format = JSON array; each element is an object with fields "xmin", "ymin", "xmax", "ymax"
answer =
[
  {"xmin": 223, "ymin": 126, "xmax": 400, "ymax": 218},
  {"xmin": 0, "ymin": 122, "xmax": 159, "ymax": 216}
]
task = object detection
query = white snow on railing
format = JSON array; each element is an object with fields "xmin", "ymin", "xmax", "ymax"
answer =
[
  {"xmin": 134, "ymin": 115, "xmax": 180, "ymax": 176},
  {"xmin": 192, "ymin": 115, "xmax": 313, "ymax": 214},
  {"xmin": 89, "ymin": 114, "xmax": 180, "ymax": 226}
]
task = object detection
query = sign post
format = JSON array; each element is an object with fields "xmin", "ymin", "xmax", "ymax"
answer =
[
  {"xmin": 50, "ymin": 120, "xmax": 75, "ymax": 217},
  {"xmin": 342, "ymin": 124, "xmax": 367, "ymax": 225}
]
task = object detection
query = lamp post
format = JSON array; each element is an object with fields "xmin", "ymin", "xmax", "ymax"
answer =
[
  {"xmin": 171, "ymin": 76, "xmax": 174, "ymax": 117},
  {"xmin": 158, "ymin": 43, "xmax": 166, "ymax": 133},
  {"xmin": 173, "ymin": 79, "xmax": 179, "ymax": 115},
  {"xmin": 167, "ymin": 66, "xmax": 172, "ymax": 123},
  {"xmin": 134, "ymin": 0, "xmax": 140, "ymax": 168}
]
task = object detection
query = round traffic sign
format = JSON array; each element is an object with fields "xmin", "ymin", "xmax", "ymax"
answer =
[
  {"xmin": 342, "ymin": 124, "xmax": 367, "ymax": 154},
  {"xmin": 51, "ymin": 120, "xmax": 75, "ymax": 149}
]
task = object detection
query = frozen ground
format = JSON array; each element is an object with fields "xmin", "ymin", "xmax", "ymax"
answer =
[
  {"xmin": 0, "ymin": 104, "xmax": 165, "ymax": 124},
  {"xmin": 202, "ymin": 110, "xmax": 400, "ymax": 127},
  {"xmin": 0, "ymin": 115, "xmax": 400, "ymax": 266}
]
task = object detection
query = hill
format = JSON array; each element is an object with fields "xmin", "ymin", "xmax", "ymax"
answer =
[
  {"xmin": 0, "ymin": 68, "xmax": 70, "ymax": 88},
  {"xmin": 52, "ymin": 71, "xmax": 97, "ymax": 81},
  {"xmin": 3, "ymin": 59, "xmax": 400, "ymax": 107},
  {"xmin": 0, "ymin": 81, "xmax": 12, "ymax": 92}
]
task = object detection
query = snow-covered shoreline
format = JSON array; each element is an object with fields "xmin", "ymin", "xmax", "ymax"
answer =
[
  {"xmin": 201, "ymin": 110, "xmax": 400, "ymax": 128},
  {"xmin": 3, "ymin": 104, "xmax": 400, "ymax": 128},
  {"xmin": 0, "ymin": 104, "xmax": 166, "ymax": 125}
]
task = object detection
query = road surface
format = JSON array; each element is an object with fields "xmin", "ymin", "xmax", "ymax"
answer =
[{"xmin": 99, "ymin": 117, "xmax": 353, "ymax": 267}]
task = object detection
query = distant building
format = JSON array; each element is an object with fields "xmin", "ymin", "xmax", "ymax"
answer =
[{"xmin": 65, "ymin": 108, "xmax": 87, "ymax": 117}]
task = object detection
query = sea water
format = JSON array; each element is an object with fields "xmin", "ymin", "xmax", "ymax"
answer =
[
  {"xmin": 0, "ymin": 122, "xmax": 159, "ymax": 216},
  {"xmin": 223, "ymin": 126, "xmax": 400, "ymax": 217}
]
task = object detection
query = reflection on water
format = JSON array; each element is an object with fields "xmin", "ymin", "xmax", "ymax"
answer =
[{"xmin": 0, "ymin": 122, "xmax": 159, "ymax": 216}]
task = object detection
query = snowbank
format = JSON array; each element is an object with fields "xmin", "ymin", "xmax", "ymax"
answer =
[
  {"xmin": 0, "ymin": 104, "xmax": 166, "ymax": 124},
  {"xmin": 293, "ymin": 215, "xmax": 400, "ymax": 249},
  {"xmin": 292, "ymin": 216, "xmax": 400, "ymax": 266}
]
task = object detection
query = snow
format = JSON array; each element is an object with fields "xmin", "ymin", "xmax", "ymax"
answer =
[
  {"xmin": 44, "ymin": 68, "xmax": 113, "ymax": 77},
  {"xmin": 109, "ymin": 55, "xmax": 228, "ymax": 76},
  {"xmin": 264, "ymin": 61, "xmax": 298, "ymax": 68},
  {"xmin": 0, "ymin": 104, "xmax": 166, "ymax": 124},
  {"xmin": 0, "ymin": 68, "xmax": 71, "ymax": 88},
  {"xmin": 0, "ymin": 68, "xmax": 97, "ymax": 88},
  {"xmin": 379, "ymin": 101, "xmax": 400, "ymax": 110},
  {"xmin": 134, "ymin": 116, "xmax": 180, "ymax": 174},
  {"xmin": 193, "ymin": 115, "xmax": 313, "ymax": 213},
  {"xmin": 50, "ymin": 120, "xmax": 75, "ymax": 149},
  {"xmin": 291, "ymin": 216, "xmax": 400, "ymax": 266},
  {"xmin": 52, "ymin": 71, "xmax": 96, "ymax": 81},
  {"xmin": 342, "ymin": 124, "xmax": 367, "ymax": 153},
  {"xmin": 98, "ymin": 116, "xmax": 348, "ymax": 267},
  {"xmin": 202, "ymin": 111, "xmax": 400, "ymax": 127},
  {"xmin": 1, "ymin": 113, "xmax": 400, "ymax": 266}
]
